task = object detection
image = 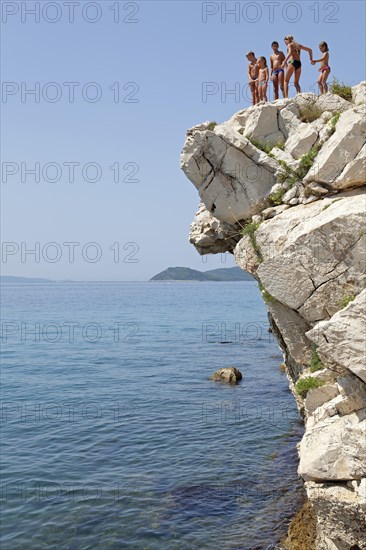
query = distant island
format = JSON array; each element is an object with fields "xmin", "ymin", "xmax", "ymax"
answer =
[
  {"xmin": 0, "ymin": 276, "xmax": 55, "ymax": 284},
  {"xmin": 150, "ymin": 266, "xmax": 253, "ymax": 281},
  {"xmin": 1, "ymin": 269, "xmax": 253, "ymax": 284}
]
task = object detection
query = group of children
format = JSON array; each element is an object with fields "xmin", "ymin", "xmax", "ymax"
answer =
[{"xmin": 246, "ymin": 36, "xmax": 331, "ymax": 104}]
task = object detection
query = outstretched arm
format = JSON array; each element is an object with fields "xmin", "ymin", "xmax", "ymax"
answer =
[
  {"xmin": 300, "ymin": 44, "xmax": 313, "ymax": 61},
  {"xmin": 312, "ymin": 53, "xmax": 327, "ymax": 63}
]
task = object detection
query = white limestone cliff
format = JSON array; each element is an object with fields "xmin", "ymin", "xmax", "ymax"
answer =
[{"xmin": 181, "ymin": 82, "xmax": 366, "ymax": 549}]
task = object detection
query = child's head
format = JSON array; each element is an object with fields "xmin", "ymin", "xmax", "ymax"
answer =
[
  {"xmin": 284, "ymin": 35, "xmax": 293, "ymax": 44},
  {"xmin": 319, "ymin": 41, "xmax": 329, "ymax": 52},
  {"xmin": 258, "ymin": 56, "xmax": 267, "ymax": 68},
  {"xmin": 246, "ymin": 51, "xmax": 255, "ymax": 61},
  {"xmin": 271, "ymin": 41, "xmax": 279, "ymax": 51}
]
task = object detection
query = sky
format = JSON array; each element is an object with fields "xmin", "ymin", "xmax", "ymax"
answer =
[{"xmin": 1, "ymin": 0, "xmax": 365, "ymax": 281}]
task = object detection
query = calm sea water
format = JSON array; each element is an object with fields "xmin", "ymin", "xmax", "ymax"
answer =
[{"xmin": 1, "ymin": 282, "xmax": 304, "ymax": 549}]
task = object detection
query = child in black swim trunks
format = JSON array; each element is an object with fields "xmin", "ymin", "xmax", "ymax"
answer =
[
  {"xmin": 311, "ymin": 42, "xmax": 331, "ymax": 95},
  {"xmin": 282, "ymin": 35, "xmax": 313, "ymax": 98}
]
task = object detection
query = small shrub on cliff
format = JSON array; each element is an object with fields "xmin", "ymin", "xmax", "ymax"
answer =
[
  {"xmin": 245, "ymin": 136, "xmax": 272, "ymax": 154},
  {"xmin": 296, "ymin": 377, "xmax": 324, "ymax": 398},
  {"xmin": 269, "ymin": 187, "xmax": 285, "ymax": 206},
  {"xmin": 258, "ymin": 282, "xmax": 277, "ymax": 304},
  {"xmin": 247, "ymin": 136, "xmax": 286, "ymax": 155},
  {"xmin": 277, "ymin": 160, "xmax": 298, "ymax": 187},
  {"xmin": 299, "ymin": 103, "xmax": 323, "ymax": 123},
  {"xmin": 271, "ymin": 141, "xmax": 285, "ymax": 151},
  {"xmin": 241, "ymin": 221, "xmax": 263, "ymax": 262},
  {"xmin": 329, "ymin": 112, "xmax": 341, "ymax": 129},
  {"xmin": 297, "ymin": 144, "xmax": 322, "ymax": 179},
  {"xmin": 330, "ymin": 78, "xmax": 352, "ymax": 102},
  {"xmin": 310, "ymin": 346, "xmax": 324, "ymax": 372},
  {"xmin": 207, "ymin": 122, "xmax": 217, "ymax": 131},
  {"xmin": 338, "ymin": 294, "xmax": 356, "ymax": 309}
]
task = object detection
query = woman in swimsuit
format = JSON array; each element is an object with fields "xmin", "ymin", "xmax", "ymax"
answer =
[
  {"xmin": 281, "ymin": 35, "xmax": 313, "ymax": 98},
  {"xmin": 311, "ymin": 41, "xmax": 331, "ymax": 94}
]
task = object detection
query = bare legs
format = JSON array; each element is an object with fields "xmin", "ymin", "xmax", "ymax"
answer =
[
  {"xmin": 258, "ymin": 83, "xmax": 268, "ymax": 102},
  {"xmin": 318, "ymin": 69, "xmax": 330, "ymax": 94},
  {"xmin": 273, "ymin": 72, "xmax": 285, "ymax": 100},
  {"xmin": 294, "ymin": 67, "xmax": 302, "ymax": 93},
  {"xmin": 284, "ymin": 65, "xmax": 302, "ymax": 98},
  {"xmin": 249, "ymin": 81, "xmax": 259, "ymax": 105}
]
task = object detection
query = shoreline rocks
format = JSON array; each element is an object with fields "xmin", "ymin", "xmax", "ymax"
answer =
[{"xmin": 182, "ymin": 84, "xmax": 366, "ymax": 549}]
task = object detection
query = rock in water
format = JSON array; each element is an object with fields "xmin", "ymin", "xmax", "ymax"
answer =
[{"xmin": 210, "ymin": 367, "xmax": 242, "ymax": 384}]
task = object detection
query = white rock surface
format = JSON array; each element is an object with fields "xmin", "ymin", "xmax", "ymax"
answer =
[
  {"xmin": 283, "ymin": 186, "xmax": 298, "ymax": 203},
  {"xmin": 306, "ymin": 290, "xmax": 366, "ymax": 383},
  {"xmin": 254, "ymin": 191, "xmax": 366, "ymax": 323},
  {"xmin": 278, "ymin": 103, "xmax": 301, "ymax": 139},
  {"xmin": 299, "ymin": 408, "xmax": 366, "ymax": 481},
  {"xmin": 180, "ymin": 125, "xmax": 278, "ymax": 224},
  {"xmin": 314, "ymin": 92, "xmax": 353, "ymax": 113},
  {"xmin": 305, "ymin": 385, "xmax": 339, "ymax": 416},
  {"xmin": 304, "ymin": 107, "xmax": 366, "ymax": 187},
  {"xmin": 336, "ymin": 375, "xmax": 366, "ymax": 415},
  {"xmin": 182, "ymin": 84, "xmax": 366, "ymax": 549},
  {"xmin": 285, "ymin": 123, "xmax": 318, "ymax": 159},
  {"xmin": 333, "ymin": 143, "xmax": 366, "ymax": 189},
  {"xmin": 243, "ymin": 103, "xmax": 284, "ymax": 145},
  {"xmin": 352, "ymin": 81, "xmax": 366, "ymax": 105},
  {"xmin": 189, "ymin": 202, "xmax": 240, "ymax": 255}
]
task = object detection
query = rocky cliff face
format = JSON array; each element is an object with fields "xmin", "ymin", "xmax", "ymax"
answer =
[{"xmin": 181, "ymin": 82, "xmax": 366, "ymax": 549}]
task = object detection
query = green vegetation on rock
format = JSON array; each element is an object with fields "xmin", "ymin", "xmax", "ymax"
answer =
[
  {"xmin": 259, "ymin": 282, "xmax": 277, "ymax": 304},
  {"xmin": 241, "ymin": 221, "xmax": 263, "ymax": 262},
  {"xmin": 297, "ymin": 144, "xmax": 322, "ymax": 179},
  {"xmin": 329, "ymin": 112, "xmax": 341, "ymax": 130},
  {"xmin": 310, "ymin": 346, "xmax": 324, "ymax": 372},
  {"xmin": 207, "ymin": 122, "xmax": 217, "ymax": 131},
  {"xmin": 246, "ymin": 136, "xmax": 285, "ymax": 154},
  {"xmin": 276, "ymin": 160, "xmax": 298, "ymax": 187},
  {"xmin": 269, "ymin": 187, "xmax": 285, "ymax": 206},
  {"xmin": 330, "ymin": 78, "xmax": 353, "ymax": 101},
  {"xmin": 296, "ymin": 377, "xmax": 324, "ymax": 398},
  {"xmin": 338, "ymin": 293, "xmax": 356, "ymax": 309}
]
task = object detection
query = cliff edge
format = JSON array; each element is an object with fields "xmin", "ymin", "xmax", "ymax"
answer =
[{"xmin": 181, "ymin": 82, "xmax": 366, "ymax": 549}]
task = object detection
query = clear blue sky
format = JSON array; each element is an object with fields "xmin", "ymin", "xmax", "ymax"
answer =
[{"xmin": 1, "ymin": 0, "xmax": 365, "ymax": 280}]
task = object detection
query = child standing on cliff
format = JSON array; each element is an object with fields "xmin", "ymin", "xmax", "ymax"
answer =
[
  {"xmin": 257, "ymin": 57, "xmax": 269, "ymax": 102},
  {"xmin": 246, "ymin": 51, "xmax": 259, "ymax": 105},
  {"xmin": 270, "ymin": 42, "xmax": 286, "ymax": 100},
  {"xmin": 311, "ymin": 42, "xmax": 331, "ymax": 94}
]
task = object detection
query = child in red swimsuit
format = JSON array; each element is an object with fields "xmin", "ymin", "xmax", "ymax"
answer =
[{"xmin": 311, "ymin": 42, "xmax": 331, "ymax": 95}]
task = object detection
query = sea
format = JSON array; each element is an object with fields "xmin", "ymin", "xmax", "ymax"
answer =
[{"xmin": 1, "ymin": 281, "xmax": 305, "ymax": 549}]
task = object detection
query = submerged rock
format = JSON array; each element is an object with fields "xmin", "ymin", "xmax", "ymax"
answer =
[{"xmin": 210, "ymin": 367, "xmax": 242, "ymax": 384}]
